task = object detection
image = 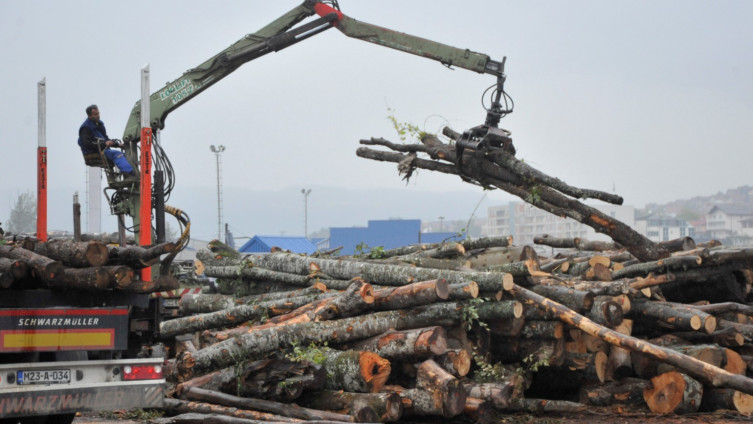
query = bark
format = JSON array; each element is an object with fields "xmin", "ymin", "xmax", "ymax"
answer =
[
  {"xmin": 520, "ymin": 320, "xmax": 563, "ymax": 339},
  {"xmin": 320, "ymin": 347, "xmax": 391, "ymax": 393},
  {"xmin": 0, "ymin": 245, "xmax": 64, "ymax": 285},
  {"xmin": 180, "ymin": 294, "xmax": 238, "ymax": 315},
  {"xmin": 586, "ymin": 296, "xmax": 623, "ymax": 328},
  {"xmin": 462, "ymin": 381, "xmax": 517, "ymax": 409},
  {"xmin": 465, "ymin": 246, "xmax": 530, "ymax": 269},
  {"xmin": 643, "ymin": 371, "xmax": 703, "ymax": 414},
  {"xmin": 238, "ymin": 285, "xmax": 327, "ymax": 305},
  {"xmin": 398, "ymin": 387, "xmax": 464, "ymax": 418},
  {"xmin": 462, "ymin": 235, "xmax": 513, "ymax": 250},
  {"xmin": 299, "ymin": 390, "xmax": 403, "ymax": 423},
  {"xmin": 347, "ymin": 326, "xmax": 447, "ymax": 360},
  {"xmin": 103, "ymin": 265, "xmax": 135, "ymax": 289},
  {"xmin": 175, "ymin": 357, "xmax": 325, "ymax": 401},
  {"xmin": 106, "ymin": 242, "xmax": 176, "ymax": 268},
  {"xmin": 509, "ymin": 283, "xmax": 753, "ymax": 394},
  {"xmin": 205, "ymin": 264, "xmax": 317, "ymax": 287},
  {"xmin": 533, "ymin": 235, "xmax": 579, "ymax": 249},
  {"xmin": 252, "ymin": 252, "xmax": 514, "ymax": 292},
  {"xmin": 179, "ymin": 386, "xmax": 355, "ymax": 422},
  {"xmin": 669, "ymin": 327, "xmax": 745, "ymax": 348},
  {"xmin": 507, "ymin": 398, "xmax": 587, "ymax": 413},
  {"xmin": 658, "ymin": 237, "xmax": 697, "ymax": 253},
  {"xmin": 51, "ymin": 266, "xmax": 110, "ymax": 290},
  {"xmin": 448, "ymin": 282, "xmax": 479, "ymax": 300},
  {"xmin": 611, "ymin": 255, "xmax": 703, "ymax": 280},
  {"xmin": 0, "ymin": 257, "xmax": 28, "ymax": 280},
  {"xmin": 688, "ymin": 301, "xmax": 753, "ymax": 316},
  {"xmin": 576, "ymin": 239, "xmax": 622, "ymax": 252},
  {"xmin": 161, "ymin": 398, "xmax": 302, "ymax": 423},
  {"xmin": 606, "ymin": 319, "xmax": 633, "ymax": 381},
  {"xmin": 33, "ymin": 239, "xmax": 109, "ymax": 267}
]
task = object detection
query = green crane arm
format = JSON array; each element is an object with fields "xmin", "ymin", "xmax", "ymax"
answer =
[{"xmin": 121, "ymin": 1, "xmax": 332, "ymax": 142}]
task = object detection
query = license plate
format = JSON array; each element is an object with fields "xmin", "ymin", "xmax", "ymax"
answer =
[
  {"xmin": 17, "ymin": 369, "xmax": 71, "ymax": 385},
  {"xmin": 163, "ymin": 298, "xmax": 180, "ymax": 308}
]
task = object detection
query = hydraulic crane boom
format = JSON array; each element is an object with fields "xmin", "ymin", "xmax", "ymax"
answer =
[{"xmin": 109, "ymin": 0, "xmax": 512, "ymax": 269}]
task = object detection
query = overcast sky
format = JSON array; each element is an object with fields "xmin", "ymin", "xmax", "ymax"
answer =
[{"xmin": 1, "ymin": 1, "xmax": 752, "ymax": 240}]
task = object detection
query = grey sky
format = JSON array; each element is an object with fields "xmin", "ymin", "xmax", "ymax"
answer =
[{"xmin": 1, "ymin": 1, "xmax": 752, "ymax": 240}]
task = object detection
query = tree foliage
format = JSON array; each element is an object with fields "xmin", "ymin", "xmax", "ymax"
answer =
[{"xmin": 6, "ymin": 191, "xmax": 36, "ymax": 234}]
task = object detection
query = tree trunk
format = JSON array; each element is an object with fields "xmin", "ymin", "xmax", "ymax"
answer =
[
  {"xmin": 320, "ymin": 348, "xmax": 391, "ymax": 393},
  {"xmin": 252, "ymin": 252, "xmax": 514, "ymax": 292},
  {"xmin": 507, "ymin": 398, "xmax": 586, "ymax": 413},
  {"xmin": 435, "ymin": 349, "xmax": 471, "ymax": 378},
  {"xmin": 586, "ymin": 296, "xmax": 623, "ymax": 328},
  {"xmin": 372, "ymin": 279, "xmax": 448, "ymax": 310},
  {"xmin": 509, "ymin": 284, "xmax": 753, "ymax": 394},
  {"xmin": 0, "ymin": 245, "xmax": 64, "ymax": 285},
  {"xmin": 606, "ymin": 319, "xmax": 633, "ymax": 381},
  {"xmin": 180, "ymin": 294, "xmax": 237, "ymax": 315},
  {"xmin": 462, "ymin": 381, "xmax": 518, "ymax": 409},
  {"xmin": 33, "ymin": 239, "xmax": 109, "ymax": 267},
  {"xmin": 179, "ymin": 386, "xmax": 355, "ymax": 422},
  {"xmin": 701, "ymin": 388, "xmax": 753, "ymax": 414},
  {"xmin": 161, "ymin": 398, "xmax": 301, "ymax": 423},
  {"xmin": 629, "ymin": 299, "xmax": 712, "ymax": 333},
  {"xmin": 346, "ymin": 326, "xmax": 447, "ymax": 360},
  {"xmin": 579, "ymin": 377, "xmax": 650, "ymax": 406},
  {"xmin": 643, "ymin": 371, "xmax": 703, "ymax": 414},
  {"xmin": 52, "ymin": 266, "xmax": 110, "ymax": 290},
  {"xmin": 106, "ymin": 242, "xmax": 176, "ymax": 268},
  {"xmin": 531, "ymin": 285, "xmax": 594, "ymax": 312},
  {"xmin": 299, "ymin": 390, "xmax": 403, "ymax": 423},
  {"xmin": 176, "ymin": 357, "xmax": 325, "ymax": 401}
]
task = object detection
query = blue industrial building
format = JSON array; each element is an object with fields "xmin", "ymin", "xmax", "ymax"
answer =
[
  {"xmin": 238, "ymin": 236, "xmax": 318, "ymax": 254},
  {"xmin": 330, "ymin": 219, "xmax": 461, "ymax": 255}
]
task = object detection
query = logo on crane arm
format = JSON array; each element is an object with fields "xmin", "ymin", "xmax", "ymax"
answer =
[{"xmin": 159, "ymin": 78, "xmax": 195, "ymax": 105}]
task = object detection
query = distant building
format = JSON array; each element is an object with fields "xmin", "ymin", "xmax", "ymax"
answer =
[
  {"xmin": 484, "ymin": 202, "xmax": 635, "ymax": 246},
  {"xmin": 705, "ymin": 204, "xmax": 753, "ymax": 245},
  {"xmin": 329, "ymin": 219, "xmax": 460, "ymax": 255},
  {"xmin": 634, "ymin": 215, "xmax": 694, "ymax": 243},
  {"xmin": 238, "ymin": 236, "xmax": 318, "ymax": 254}
]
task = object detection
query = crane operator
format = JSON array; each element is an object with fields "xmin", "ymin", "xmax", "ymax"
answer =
[{"xmin": 78, "ymin": 104, "xmax": 137, "ymax": 180}]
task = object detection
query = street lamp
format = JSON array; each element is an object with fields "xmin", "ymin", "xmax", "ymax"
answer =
[
  {"xmin": 301, "ymin": 188, "xmax": 311, "ymax": 238},
  {"xmin": 210, "ymin": 145, "xmax": 226, "ymax": 241}
]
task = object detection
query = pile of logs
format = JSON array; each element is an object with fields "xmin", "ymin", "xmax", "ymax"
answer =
[
  {"xmin": 150, "ymin": 235, "xmax": 753, "ymax": 423},
  {"xmin": 0, "ymin": 237, "xmax": 179, "ymax": 292}
]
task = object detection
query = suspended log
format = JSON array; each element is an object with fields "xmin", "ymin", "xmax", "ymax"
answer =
[
  {"xmin": 357, "ymin": 135, "xmax": 667, "ymax": 262},
  {"xmin": 347, "ymin": 326, "xmax": 447, "ymax": 360},
  {"xmin": 299, "ymin": 390, "xmax": 403, "ymax": 423},
  {"xmin": 643, "ymin": 371, "xmax": 703, "ymax": 414},
  {"xmin": 106, "ymin": 242, "xmax": 176, "ymax": 268},
  {"xmin": 179, "ymin": 386, "xmax": 355, "ymax": 422},
  {"xmin": 0, "ymin": 245, "xmax": 64, "ymax": 285},
  {"xmin": 508, "ymin": 284, "xmax": 753, "ymax": 394},
  {"xmin": 33, "ymin": 239, "xmax": 109, "ymax": 267},
  {"xmin": 161, "ymin": 398, "xmax": 301, "ymax": 423},
  {"xmin": 175, "ymin": 357, "xmax": 325, "ymax": 401}
]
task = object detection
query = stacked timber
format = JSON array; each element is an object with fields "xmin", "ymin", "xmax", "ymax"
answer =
[
  {"xmin": 147, "ymin": 236, "xmax": 753, "ymax": 424},
  {"xmin": 0, "ymin": 237, "xmax": 179, "ymax": 292}
]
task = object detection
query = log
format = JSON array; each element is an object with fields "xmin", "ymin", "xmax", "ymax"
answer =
[
  {"xmin": 463, "ymin": 397, "xmax": 495, "ymax": 424},
  {"xmin": 372, "ymin": 279, "xmax": 448, "ymax": 310},
  {"xmin": 180, "ymin": 293, "xmax": 238, "ymax": 315},
  {"xmin": 701, "ymin": 387, "xmax": 753, "ymax": 414},
  {"xmin": 579, "ymin": 377, "xmax": 650, "ymax": 406},
  {"xmin": 320, "ymin": 348, "xmax": 391, "ymax": 393},
  {"xmin": 643, "ymin": 371, "xmax": 703, "ymax": 414},
  {"xmin": 398, "ymin": 387, "xmax": 465, "ymax": 418},
  {"xmin": 347, "ymin": 326, "xmax": 447, "ymax": 360},
  {"xmin": 509, "ymin": 284, "xmax": 753, "ymax": 394},
  {"xmin": 435, "ymin": 349, "xmax": 471, "ymax": 377},
  {"xmin": 448, "ymin": 282, "xmax": 479, "ymax": 300},
  {"xmin": 106, "ymin": 242, "xmax": 176, "ymax": 268},
  {"xmin": 205, "ymin": 264, "xmax": 317, "ymax": 287},
  {"xmin": 533, "ymin": 235, "xmax": 579, "ymax": 249},
  {"xmin": 606, "ymin": 319, "xmax": 633, "ymax": 381},
  {"xmin": 252, "ymin": 252, "xmax": 514, "ymax": 292},
  {"xmin": 0, "ymin": 245, "xmax": 64, "ymax": 284},
  {"xmin": 669, "ymin": 327, "xmax": 745, "ymax": 348},
  {"xmin": 179, "ymin": 386, "xmax": 355, "ymax": 422},
  {"xmin": 462, "ymin": 381, "xmax": 517, "ymax": 409},
  {"xmin": 175, "ymin": 357, "xmax": 326, "ymax": 401},
  {"xmin": 507, "ymin": 398, "xmax": 586, "ymax": 413},
  {"xmin": 520, "ymin": 320, "xmax": 563, "ymax": 339},
  {"xmin": 629, "ymin": 299, "xmax": 709, "ymax": 333},
  {"xmin": 103, "ymin": 265, "xmax": 135, "ymax": 289},
  {"xmin": 33, "ymin": 239, "xmax": 109, "ymax": 267},
  {"xmin": 586, "ymin": 296, "xmax": 623, "ymax": 328},
  {"xmin": 612, "ymin": 255, "xmax": 703, "ymax": 280},
  {"xmin": 299, "ymin": 390, "xmax": 403, "ymax": 423},
  {"xmin": 658, "ymin": 236, "xmax": 697, "ymax": 253},
  {"xmin": 531, "ymin": 284, "xmax": 594, "ymax": 312},
  {"xmin": 51, "ymin": 266, "xmax": 110, "ymax": 290},
  {"xmin": 462, "ymin": 235, "xmax": 513, "ymax": 250},
  {"xmin": 0, "ymin": 257, "xmax": 29, "ymax": 280},
  {"xmin": 161, "ymin": 398, "xmax": 301, "ymax": 423}
]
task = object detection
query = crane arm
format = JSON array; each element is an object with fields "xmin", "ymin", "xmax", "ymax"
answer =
[
  {"xmin": 312, "ymin": 3, "xmax": 505, "ymax": 77},
  {"xmin": 122, "ymin": 1, "xmax": 338, "ymax": 143}
]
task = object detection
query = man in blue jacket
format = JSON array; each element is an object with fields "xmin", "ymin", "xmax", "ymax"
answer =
[{"xmin": 78, "ymin": 104, "xmax": 137, "ymax": 179}]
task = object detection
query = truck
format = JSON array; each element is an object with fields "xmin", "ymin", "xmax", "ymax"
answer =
[{"xmin": 1, "ymin": 1, "xmax": 514, "ymax": 422}]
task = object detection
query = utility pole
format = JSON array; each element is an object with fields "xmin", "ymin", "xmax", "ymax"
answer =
[
  {"xmin": 301, "ymin": 188, "xmax": 311, "ymax": 238},
  {"xmin": 210, "ymin": 145, "xmax": 226, "ymax": 240}
]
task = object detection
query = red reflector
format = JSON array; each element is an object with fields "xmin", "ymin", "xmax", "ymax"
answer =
[{"xmin": 122, "ymin": 364, "xmax": 163, "ymax": 380}]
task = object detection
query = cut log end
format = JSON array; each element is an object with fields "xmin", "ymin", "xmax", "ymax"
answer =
[{"xmin": 361, "ymin": 351, "xmax": 391, "ymax": 393}]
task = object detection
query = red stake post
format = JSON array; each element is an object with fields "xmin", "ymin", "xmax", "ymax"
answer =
[
  {"xmin": 36, "ymin": 78, "xmax": 47, "ymax": 242},
  {"xmin": 139, "ymin": 66, "xmax": 152, "ymax": 282}
]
